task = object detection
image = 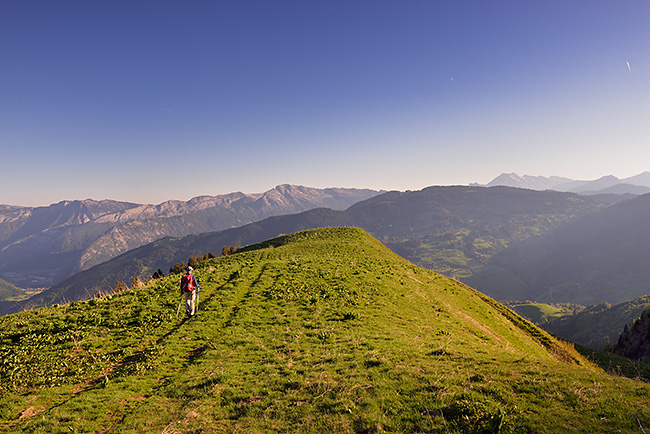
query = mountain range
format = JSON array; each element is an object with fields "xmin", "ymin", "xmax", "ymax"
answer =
[
  {"xmin": 4, "ymin": 180, "xmax": 650, "ymax": 317},
  {"xmin": 481, "ymin": 171, "xmax": 650, "ymax": 195},
  {"xmin": 0, "ymin": 185, "xmax": 381, "ymax": 289},
  {"xmin": 7, "ymin": 185, "xmax": 631, "ymax": 315}
]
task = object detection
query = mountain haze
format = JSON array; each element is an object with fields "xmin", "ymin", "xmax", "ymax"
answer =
[
  {"xmin": 483, "ymin": 171, "xmax": 650, "ymax": 195},
  {"xmin": 0, "ymin": 185, "xmax": 381, "ymax": 288},
  {"xmin": 622, "ymin": 171, "xmax": 650, "ymax": 187},
  {"xmin": 10, "ymin": 186, "xmax": 622, "ymax": 314},
  {"xmin": 467, "ymin": 193, "xmax": 650, "ymax": 305},
  {"xmin": 484, "ymin": 173, "xmax": 573, "ymax": 190},
  {"xmin": 1, "ymin": 228, "xmax": 648, "ymax": 433}
]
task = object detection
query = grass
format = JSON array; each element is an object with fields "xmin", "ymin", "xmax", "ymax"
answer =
[
  {"xmin": 0, "ymin": 227, "xmax": 649, "ymax": 433},
  {"xmin": 575, "ymin": 344, "xmax": 650, "ymax": 383},
  {"xmin": 505, "ymin": 302, "xmax": 576, "ymax": 324}
]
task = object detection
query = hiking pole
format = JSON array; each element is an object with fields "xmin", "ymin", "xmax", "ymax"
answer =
[{"xmin": 176, "ymin": 293, "xmax": 183, "ymax": 318}]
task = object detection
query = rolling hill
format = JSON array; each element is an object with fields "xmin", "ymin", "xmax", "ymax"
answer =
[
  {"xmin": 14, "ymin": 208, "xmax": 353, "ymax": 311},
  {"xmin": 0, "ymin": 185, "xmax": 380, "ymax": 288},
  {"xmin": 1, "ymin": 228, "xmax": 648, "ymax": 433}
]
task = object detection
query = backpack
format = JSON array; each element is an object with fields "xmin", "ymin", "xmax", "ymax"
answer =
[{"xmin": 181, "ymin": 274, "xmax": 196, "ymax": 292}]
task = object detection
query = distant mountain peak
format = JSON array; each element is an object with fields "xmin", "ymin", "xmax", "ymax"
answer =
[
  {"xmin": 485, "ymin": 173, "xmax": 573, "ymax": 190},
  {"xmin": 482, "ymin": 171, "xmax": 650, "ymax": 195},
  {"xmin": 622, "ymin": 171, "xmax": 650, "ymax": 187}
]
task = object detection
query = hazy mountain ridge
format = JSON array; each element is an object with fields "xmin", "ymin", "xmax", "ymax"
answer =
[
  {"xmin": 11, "ymin": 186, "xmax": 621, "ymax": 314},
  {"xmin": 0, "ymin": 185, "xmax": 381, "ymax": 288},
  {"xmin": 484, "ymin": 173, "xmax": 573, "ymax": 190},
  {"xmin": 593, "ymin": 183, "xmax": 650, "ymax": 195},
  {"xmin": 79, "ymin": 185, "xmax": 380, "ymax": 271},
  {"xmin": 467, "ymin": 193, "xmax": 650, "ymax": 305},
  {"xmin": 0, "ymin": 199, "xmax": 138, "ymax": 244},
  {"xmin": 483, "ymin": 171, "xmax": 650, "ymax": 195},
  {"xmin": 92, "ymin": 193, "xmax": 256, "ymax": 223}
]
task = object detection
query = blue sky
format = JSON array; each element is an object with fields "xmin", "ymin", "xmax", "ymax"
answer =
[{"xmin": 1, "ymin": 1, "xmax": 648, "ymax": 207}]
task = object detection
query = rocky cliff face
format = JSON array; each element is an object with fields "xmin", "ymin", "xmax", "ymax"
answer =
[{"xmin": 93, "ymin": 192, "xmax": 258, "ymax": 223}]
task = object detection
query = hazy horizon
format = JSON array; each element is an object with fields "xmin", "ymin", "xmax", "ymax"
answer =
[
  {"xmin": 2, "ymin": 1, "xmax": 648, "ymax": 207},
  {"xmin": 3, "ymin": 170, "xmax": 650, "ymax": 208}
]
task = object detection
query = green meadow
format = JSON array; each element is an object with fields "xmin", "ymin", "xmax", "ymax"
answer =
[
  {"xmin": 505, "ymin": 302, "xmax": 576, "ymax": 324},
  {"xmin": 0, "ymin": 228, "xmax": 648, "ymax": 433}
]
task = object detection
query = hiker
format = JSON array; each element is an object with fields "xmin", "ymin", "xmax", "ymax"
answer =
[{"xmin": 180, "ymin": 266, "xmax": 200, "ymax": 316}]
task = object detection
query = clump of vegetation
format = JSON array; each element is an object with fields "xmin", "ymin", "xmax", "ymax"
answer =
[
  {"xmin": 0, "ymin": 227, "xmax": 648, "ymax": 433},
  {"xmin": 220, "ymin": 245, "xmax": 241, "ymax": 257},
  {"xmin": 611, "ymin": 308, "xmax": 650, "ymax": 363},
  {"xmin": 168, "ymin": 252, "xmax": 217, "ymax": 275}
]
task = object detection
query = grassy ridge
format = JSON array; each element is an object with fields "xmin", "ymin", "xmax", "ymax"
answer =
[{"xmin": 1, "ymin": 228, "xmax": 649, "ymax": 433}]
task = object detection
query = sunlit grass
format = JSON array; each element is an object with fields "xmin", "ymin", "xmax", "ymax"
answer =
[{"xmin": 0, "ymin": 228, "xmax": 648, "ymax": 433}]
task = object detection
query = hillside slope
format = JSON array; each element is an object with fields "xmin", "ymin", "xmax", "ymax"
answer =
[
  {"xmin": 0, "ymin": 277, "xmax": 25, "ymax": 301},
  {"xmin": 0, "ymin": 278, "xmax": 28, "ymax": 315},
  {"xmin": 345, "ymin": 186, "xmax": 616, "ymax": 278},
  {"xmin": 467, "ymin": 193, "xmax": 650, "ymax": 304},
  {"xmin": 0, "ymin": 279, "xmax": 33, "ymax": 318},
  {"xmin": 1, "ymin": 228, "xmax": 647, "ymax": 433}
]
